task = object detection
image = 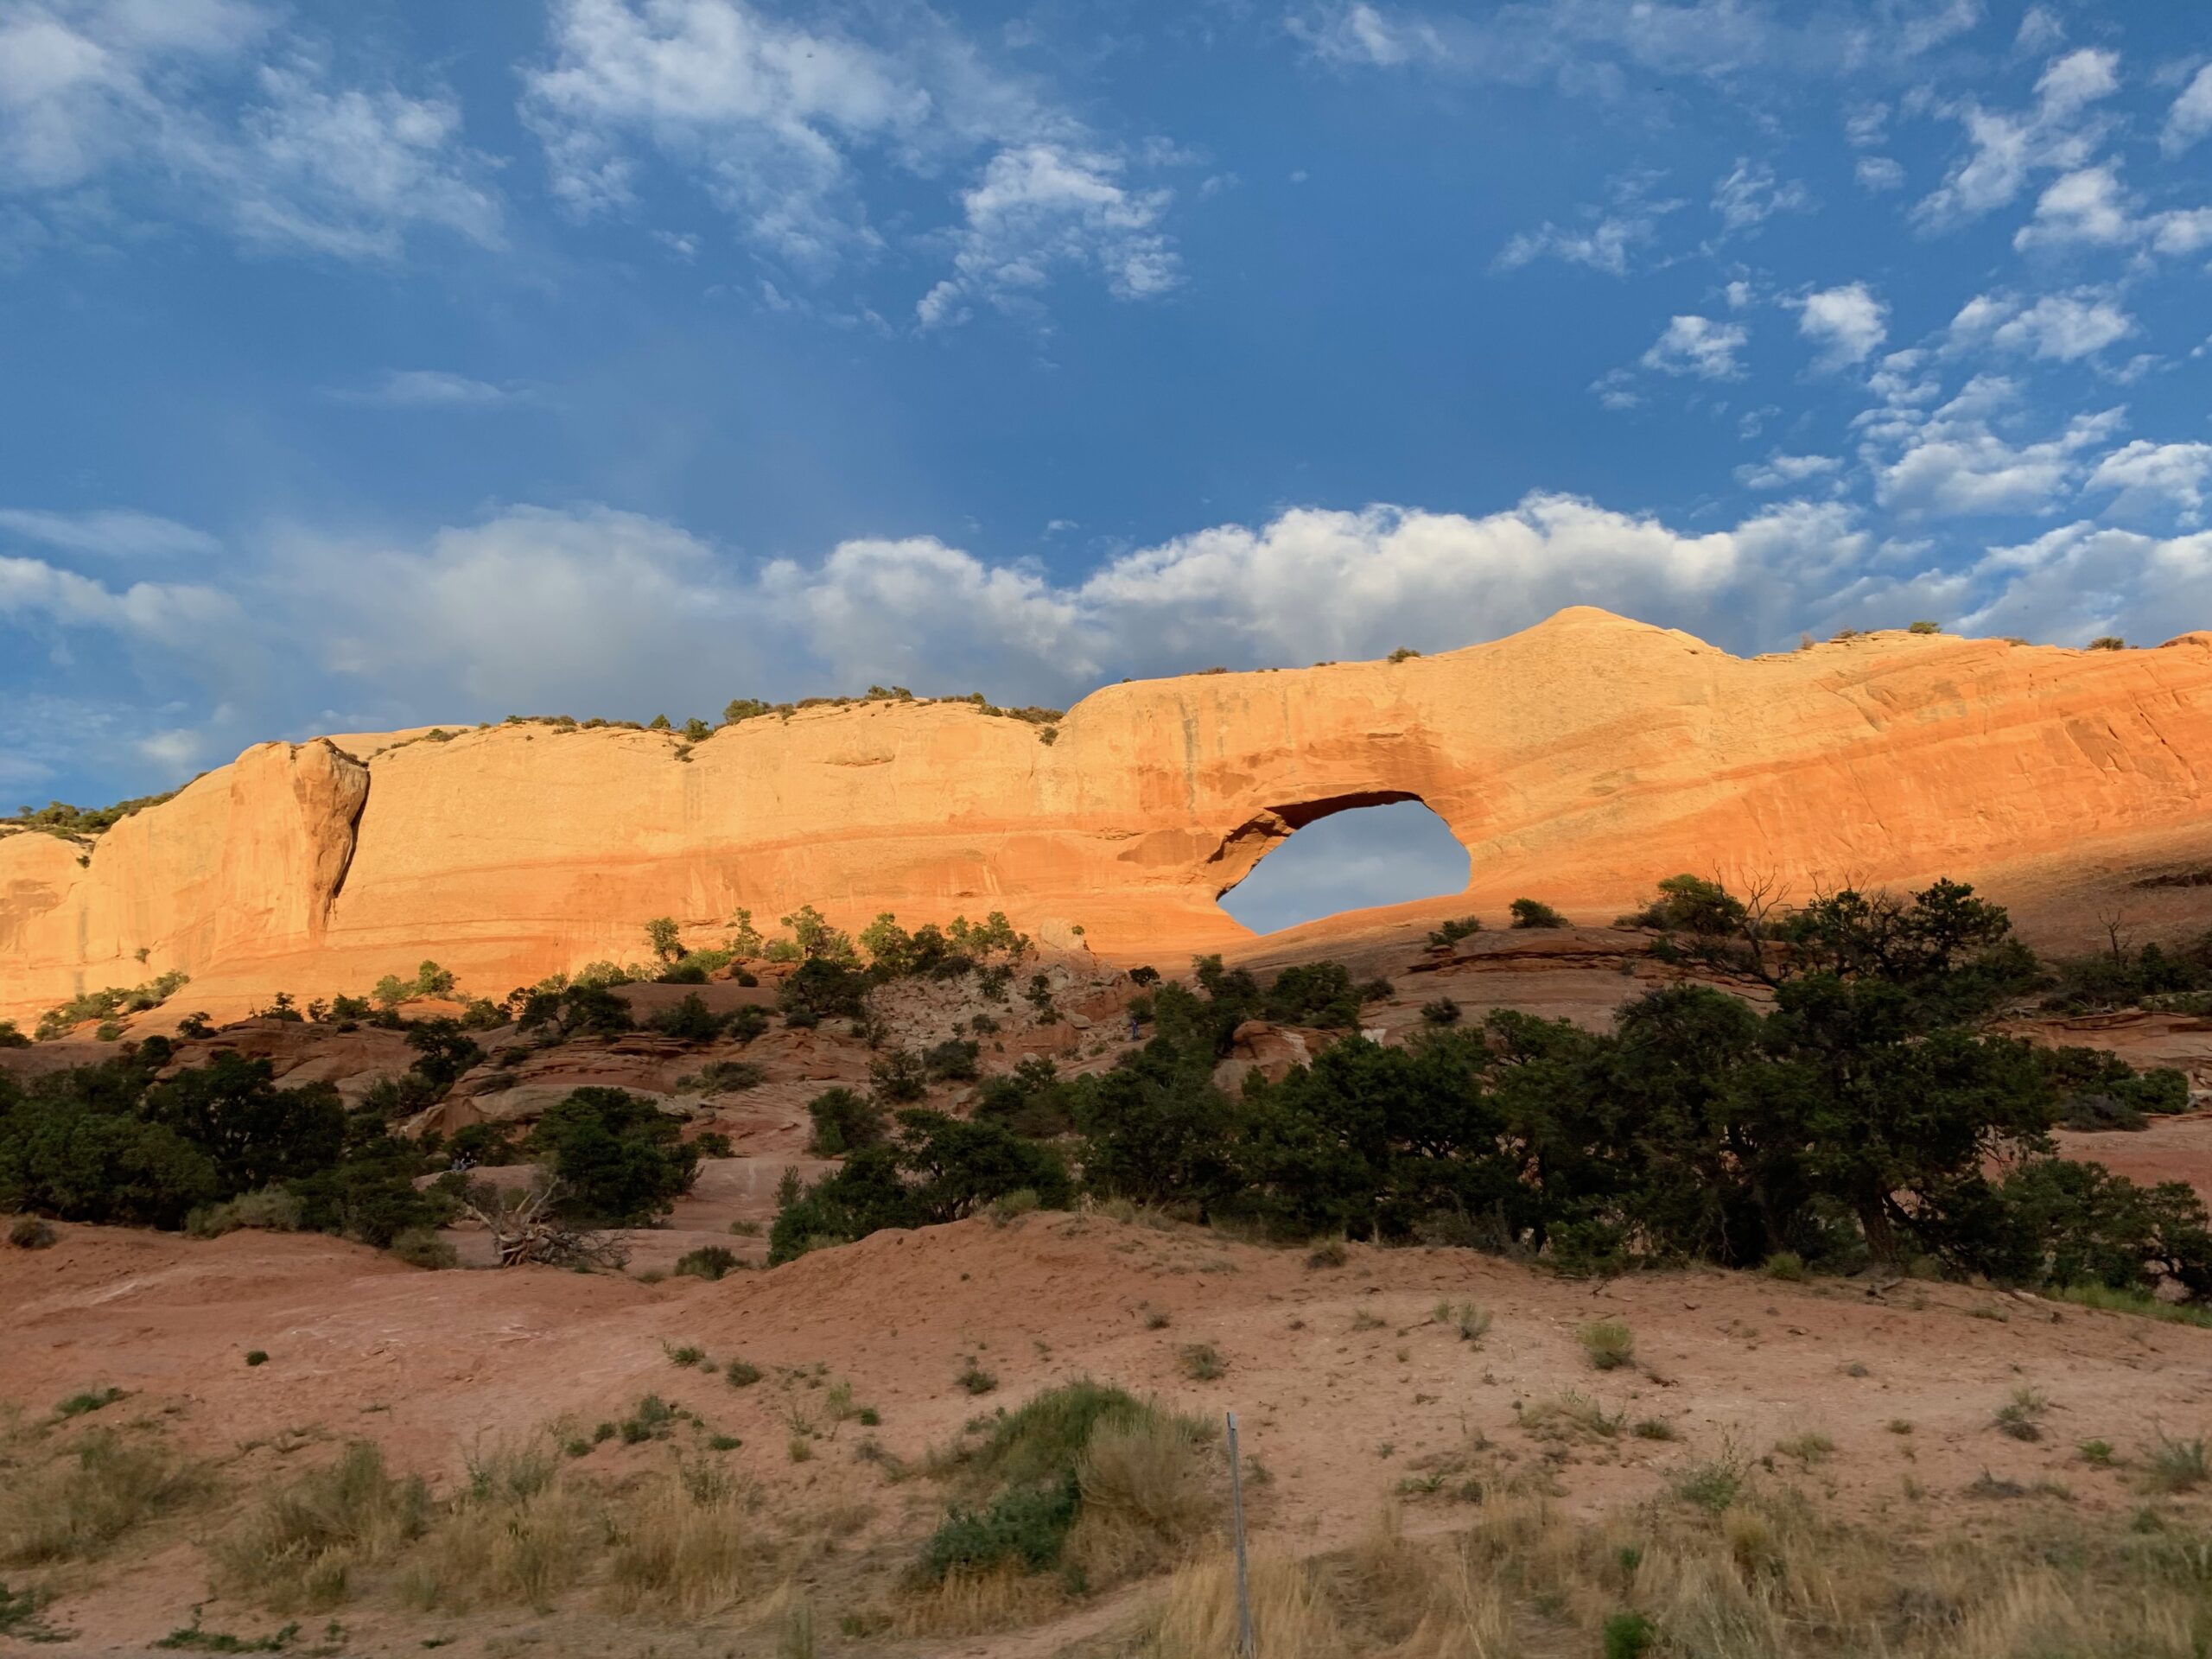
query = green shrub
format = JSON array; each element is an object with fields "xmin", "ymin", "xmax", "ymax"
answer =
[
  {"xmin": 389, "ymin": 1227, "xmax": 456, "ymax": 1269},
  {"xmin": 674, "ymin": 1246, "xmax": 741, "ymax": 1281},
  {"xmin": 526, "ymin": 1088, "xmax": 699, "ymax": 1225},
  {"xmin": 7, "ymin": 1215, "xmax": 57, "ymax": 1249},
  {"xmin": 1510, "ymin": 898, "xmax": 1567, "ymax": 929},
  {"xmin": 804, "ymin": 1088, "xmax": 887, "ymax": 1157},
  {"xmin": 771, "ymin": 1111, "xmax": 1071, "ymax": 1264}
]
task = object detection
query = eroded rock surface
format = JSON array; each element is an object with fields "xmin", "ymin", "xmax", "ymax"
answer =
[{"xmin": 10, "ymin": 608, "xmax": 2212, "ymax": 1022}]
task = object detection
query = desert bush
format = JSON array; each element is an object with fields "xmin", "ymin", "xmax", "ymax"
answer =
[
  {"xmin": 675, "ymin": 1245, "xmax": 741, "ymax": 1281},
  {"xmin": 1420, "ymin": 996, "xmax": 1461, "ymax": 1027},
  {"xmin": 1509, "ymin": 898, "xmax": 1567, "ymax": 929},
  {"xmin": 870, "ymin": 1048, "xmax": 930, "ymax": 1103},
  {"xmin": 186, "ymin": 1186, "xmax": 304, "ymax": 1239},
  {"xmin": 1427, "ymin": 917, "xmax": 1482, "ymax": 948},
  {"xmin": 7, "ymin": 1215, "xmax": 56, "ymax": 1249},
  {"xmin": 914, "ymin": 1382, "xmax": 1213, "ymax": 1595}
]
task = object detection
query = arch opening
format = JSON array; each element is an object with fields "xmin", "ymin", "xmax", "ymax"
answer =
[{"xmin": 1214, "ymin": 798, "xmax": 1471, "ymax": 936}]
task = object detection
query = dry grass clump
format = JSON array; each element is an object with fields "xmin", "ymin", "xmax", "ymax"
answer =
[
  {"xmin": 1579, "ymin": 1319, "xmax": 1636, "ymax": 1371},
  {"xmin": 213, "ymin": 1440, "xmax": 428, "ymax": 1611},
  {"xmin": 396, "ymin": 1441, "xmax": 589, "ymax": 1613},
  {"xmin": 1128, "ymin": 1478, "xmax": 2212, "ymax": 1659},
  {"xmin": 597, "ymin": 1462, "xmax": 782, "ymax": 1618},
  {"xmin": 0, "ymin": 1427, "xmax": 215, "ymax": 1565}
]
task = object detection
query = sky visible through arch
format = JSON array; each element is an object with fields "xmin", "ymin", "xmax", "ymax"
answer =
[{"xmin": 3, "ymin": 4, "xmax": 2210, "ymax": 880}]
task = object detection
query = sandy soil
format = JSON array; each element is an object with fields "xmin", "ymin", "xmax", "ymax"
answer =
[{"xmin": 6, "ymin": 1208, "xmax": 2209, "ymax": 1656}]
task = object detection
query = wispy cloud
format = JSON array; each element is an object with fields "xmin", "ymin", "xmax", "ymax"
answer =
[
  {"xmin": 327, "ymin": 370, "xmax": 529, "ymax": 408},
  {"xmin": 0, "ymin": 3, "xmax": 501, "ymax": 259},
  {"xmin": 520, "ymin": 0, "xmax": 1180, "ymax": 326},
  {"xmin": 0, "ymin": 507, "xmax": 220, "ymax": 558},
  {"xmin": 1641, "ymin": 314, "xmax": 1748, "ymax": 378}
]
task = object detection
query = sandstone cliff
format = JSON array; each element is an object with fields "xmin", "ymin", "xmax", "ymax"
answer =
[{"xmin": 8, "ymin": 607, "xmax": 2212, "ymax": 1023}]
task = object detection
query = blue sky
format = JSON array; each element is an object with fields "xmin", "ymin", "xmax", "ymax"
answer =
[{"xmin": 4, "ymin": 0, "xmax": 2212, "ymax": 830}]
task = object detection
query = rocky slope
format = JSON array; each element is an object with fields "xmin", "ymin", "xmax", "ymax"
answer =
[{"xmin": 10, "ymin": 607, "xmax": 2212, "ymax": 1024}]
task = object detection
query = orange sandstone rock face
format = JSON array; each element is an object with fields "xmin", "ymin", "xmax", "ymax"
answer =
[{"xmin": 7, "ymin": 607, "xmax": 2212, "ymax": 1022}]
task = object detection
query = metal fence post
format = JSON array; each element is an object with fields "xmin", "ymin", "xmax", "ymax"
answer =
[{"xmin": 1226, "ymin": 1410, "xmax": 1255, "ymax": 1658}]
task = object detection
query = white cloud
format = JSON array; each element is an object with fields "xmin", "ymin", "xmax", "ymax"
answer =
[
  {"xmin": 1795, "ymin": 282, "xmax": 1887, "ymax": 368},
  {"xmin": 0, "ymin": 552, "xmax": 241, "ymax": 649},
  {"xmin": 1289, "ymin": 0, "xmax": 1980, "ymax": 86},
  {"xmin": 1641, "ymin": 315, "xmax": 1748, "ymax": 379},
  {"xmin": 1733, "ymin": 453, "xmax": 1841, "ymax": 490},
  {"xmin": 1948, "ymin": 289, "xmax": 2134, "ymax": 361},
  {"xmin": 2165, "ymin": 64, "xmax": 2212, "ymax": 156},
  {"xmin": 0, "ymin": 3, "xmax": 500, "ymax": 258},
  {"xmin": 0, "ymin": 506, "xmax": 219, "ymax": 558},
  {"xmin": 1914, "ymin": 48, "xmax": 2118, "ymax": 231},
  {"xmin": 327, "ymin": 370, "xmax": 524, "ymax": 408},
  {"xmin": 2012, "ymin": 162, "xmax": 2212, "ymax": 255},
  {"xmin": 920, "ymin": 143, "xmax": 1177, "ymax": 327},
  {"xmin": 1854, "ymin": 155, "xmax": 1904, "ymax": 191},
  {"xmin": 522, "ymin": 0, "xmax": 1175, "ymax": 321},
  {"xmin": 1952, "ymin": 520, "xmax": 2212, "ymax": 647},
  {"xmin": 2014, "ymin": 6, "xmax": 2063, "ymax": 52},
  {"xmin": 1710, "ymin": 158, "xmax": 1810, "ymax": 234},
  {"xmin": 1497, "ymin": 213, "xmax": 1649, "ymax": 276},
  {"xmin": 1872, "ymin": 380, "xmax": 2122, "ymax": 517},
  {"xmin": 2086, "ymin": 440, "xmax": 2212, "ymax": 525}
]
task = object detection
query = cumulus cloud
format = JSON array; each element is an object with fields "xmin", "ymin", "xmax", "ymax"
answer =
[
  {"xmin": 520, "ymin": 0, "xmax": 1178, "ymax": 321},
  {"xmin": 1795, "ymin": 282, "xmax": 1887, "ymax": 369},
  {"xmin": 0, "ymin": 552, "xmax": 242, "ymax": 651},
  {"xmin": 1641, "ymin": 315, "xmax": 1747, "ymax": 378},
  {"xmin": 1854, "ymin": 155, "xmax": 1905, "ymax": 191},
  {"xmin": 1914, "ymin": 48, "xmax": 2119, "ymax": 231},
  {"xmin": 0, "ymin": 506, "xmax": 219, "ymax": 558},
  {"xmin": 2162, "ymin": 62, "xmax": 2212, "ymax": 156},
  {"xmin": 1871, "ymin": 378, "xmax": 2122, "ymax": 517},
  {"xmin": 2012, "ymin": 162, "xmax": 2212, "ymax": 255},
  {"xmin": 919, "ymin": 143, "xmax": 1177, "ymax": 327},
  {"xmin": 2086, "ymin": 440, "xmax": 2212, "ymax": 526},
  {"xmin": 1947, "ymin": 289, "xmax": 2134, "ymax": 361},
  {"xmin": 0, "ymin": 2, "xmax": 500, "ymax": 258}
]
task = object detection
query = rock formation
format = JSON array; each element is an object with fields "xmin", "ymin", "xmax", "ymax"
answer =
[{"xmin": 9, "ymin": 607, "xmax": 2212, "ymax": 1023}]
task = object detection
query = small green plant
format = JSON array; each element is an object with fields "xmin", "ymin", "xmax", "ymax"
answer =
[
  {"xmin": 1762, "ymin": 1250, "xmax": 1806, "ymax": 1281},
  {"xmin": 707, "ymin": 1434, "xmax": 741, "ymax": 1452},
  {"xmin": 1510, "ymin": 898, "xmax": 1568, "ymax": 929},
  {"xmin": 1631, "ymin": 1418, "xmax": 1681, "ymax": 1441},
  {"xmin": 1306, "ymin": 1240, "xmax": 1348, "ymax": 1268},
  {"xmin": 7, "ymin": 1216, "xmax": 58, "ymax": 1249},
  {"xmin": 1994, "ymin": 1387, "xmax": 2048, "ymax": 1443},
  {"xmin": 1580, "ymin": 1319, "xmax": 1636, "ymax": 1371},
  {"xmin": 664, "ymin": 1344, "xmax": 706, "ymax": 1367},
  {"xmin": 2080, "ymin": 1440, "xmax": 2116, "ymax": 1466},
  {"xmin": 956, "ymin": 1361, "xmax": 998, "ymax": 1396},
  {"xmin": 1178, "ymin": 1343, "xmax": 1226, "ymax": 1381},
  {"xmin": 1674, "ymin": 1456, "xmax": 1744, "ymax": 1513},
  {"xmin": 725, "ymin": 1360, "xmax": 763, "ymax": 1389},
  {"xmin": 1907, "ymin": 620, "xmax": 1941, "ymax": 634},
  {"xmin": 1888, "ymin": 1420, "xmax": 1914, "ymax": 1435},
  {"xmin": 1603, "ymin": 1611, "xmax": 1657, "ymax": 1659},
  {"xmin": 54, "ymin": 1387, "xmax": 126, "ymax": 1418},
  {"xmin": 618, "ymin": 1395, "xmax": 677, "ymax": 1444},
  {"xmin": 244, "ymin": 1351, "xmax": 269, "ymax": 1367},
  {"xmin": 1420, "ymin": 996, "xmax": 1461, "ymax": 1026}
]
